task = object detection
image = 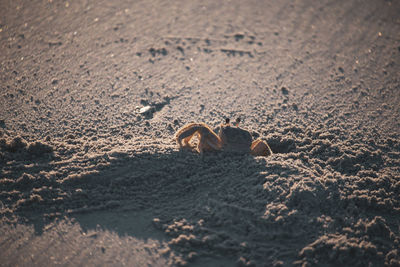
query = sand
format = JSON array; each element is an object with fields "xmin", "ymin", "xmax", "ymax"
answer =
[{"xmin": 1, "ymin": 0, "xmax": 399, "ymax": 266}]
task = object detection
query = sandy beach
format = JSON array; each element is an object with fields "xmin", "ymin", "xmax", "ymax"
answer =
[{"xmin": 1, "ymin": 0, "xmax": 399, "ymax": 266}]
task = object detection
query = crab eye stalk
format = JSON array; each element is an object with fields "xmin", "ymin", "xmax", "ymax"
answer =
[
  {"xmin": 235, "ymin": 117, "xmax": 241, "ymax": 126},
  {"xmin": 225, "ymin": 118, "xmax": 230, "ymax": 124}
]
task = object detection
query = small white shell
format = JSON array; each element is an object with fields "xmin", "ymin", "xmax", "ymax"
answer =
[{"xmin": 139, "ymin": 105, "xmax": 152, "ymax": 114}]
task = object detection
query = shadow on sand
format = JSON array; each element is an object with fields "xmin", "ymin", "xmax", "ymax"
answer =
[{"xmin": 5, "ymin": 148, "xmax": 315, "ymax": 266}]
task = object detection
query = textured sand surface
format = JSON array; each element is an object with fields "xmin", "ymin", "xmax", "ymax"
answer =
[{"xmin": 1, "ymin": 0, "xmax": 400, "ymax": 266}]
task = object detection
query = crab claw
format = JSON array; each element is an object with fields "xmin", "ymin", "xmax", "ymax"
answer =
[{"xmin": 250, "ymin": 139, "xmax": 273, "ymax": 156}]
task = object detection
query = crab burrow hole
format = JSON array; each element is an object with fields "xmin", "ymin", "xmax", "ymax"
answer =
[
  {"xmin": 265, "ymin": 136, "xmax": 296, "ymax": 154},
  {"xmin": 252, "ymin": 131, "xmax": 296, "ymax": 154}
]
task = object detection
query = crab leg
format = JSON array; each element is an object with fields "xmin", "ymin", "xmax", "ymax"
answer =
[
  {"xmin": 175, "ymin": 123, "xmax": 203, "ymax": 148},
  {"xmin": 199, "ymin": 132, "xmax": 222, "ymax": 152},
  {"xmin": 181, "ymin": 135, "xmax": 195, "ymax": 148},
  {"xmin": 176, "ymin": 123, "xmax": 222, "ymax": 152}
]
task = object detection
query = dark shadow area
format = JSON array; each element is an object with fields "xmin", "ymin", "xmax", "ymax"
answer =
[
  {"xmin": 74, "ymin": 208, "xmax": 166, "ymax": 241},
  {"xmin": 1, "ymin": 149, "xmax": 319, "ymax": 265},
  {"xmin": 2, "ymin": 138, "xmax": 399, "ymax": 266}
]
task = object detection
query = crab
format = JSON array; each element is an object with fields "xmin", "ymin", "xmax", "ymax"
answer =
[{"xmin": 175, "ymin": 118, "xmax": 272, "ymax": 156}]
